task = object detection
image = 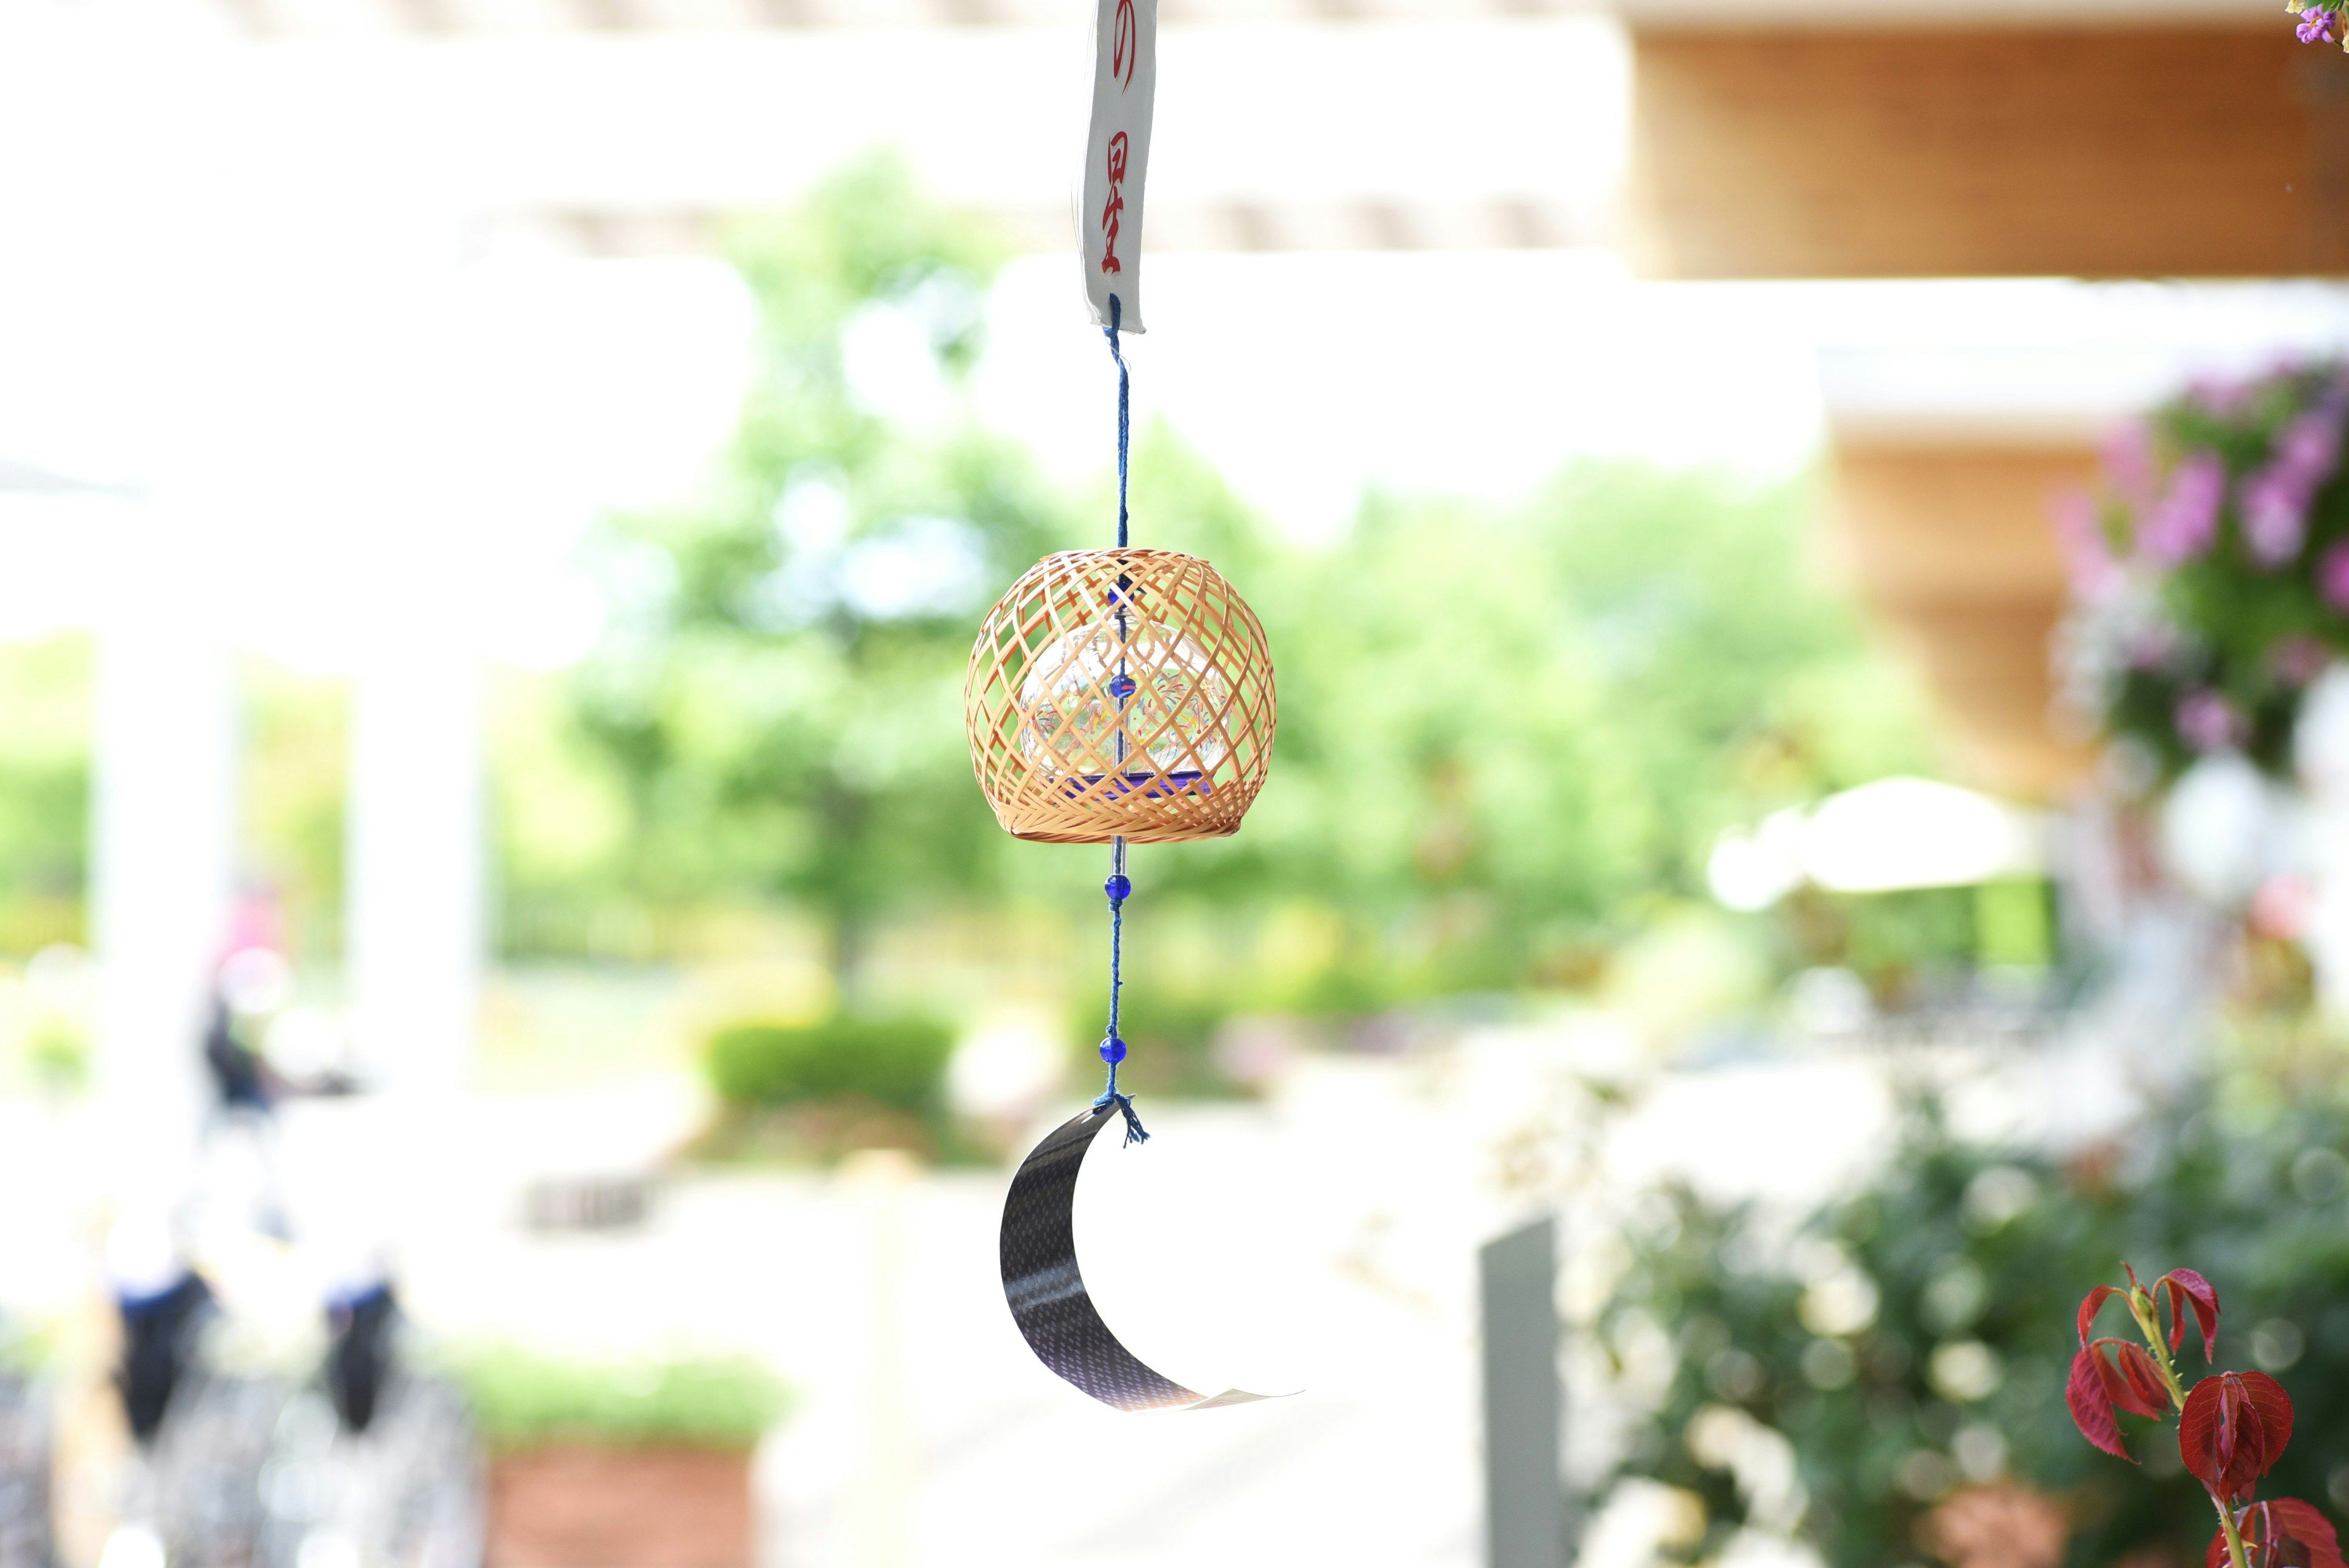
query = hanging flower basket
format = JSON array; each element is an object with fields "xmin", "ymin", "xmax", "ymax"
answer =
[{"xmin": 2056, "ymin": 362, "xmax": 2349, "ymax": 782}]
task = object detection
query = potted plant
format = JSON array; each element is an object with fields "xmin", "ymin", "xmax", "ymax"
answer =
[
  {"xmin": 2056, "ymin": 362, "xmax": 2349, "ymax": 787},
  {"xmin": 2055, "ymin": 362, "xmax": 2349, "ymax": 996},
  {"xmin": 451, "ymin": 1348, "xmax": 786, "ymax": 1568}
]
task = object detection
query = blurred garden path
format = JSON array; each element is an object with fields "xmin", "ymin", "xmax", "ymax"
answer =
[
  {"xmin": 0, "ymin": 1012, "xmax": 2177, "ymax": 1568},
  {"xmin": 382, "ymin": 1032, "xmax": 1917, "ymax": 1567}
]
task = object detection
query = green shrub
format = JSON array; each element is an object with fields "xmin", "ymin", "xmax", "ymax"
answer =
[
  {"xmin": 703, "ymin": 1014, "xmax": 951, "ymax": 1115},
  {"xmin": 447, "ymin": 1346, "xmax": 787, "ymax": 1454},
  {"xmin": 1587, "ymin": 1083, "xmax": 2349, "ymax": 1568}
]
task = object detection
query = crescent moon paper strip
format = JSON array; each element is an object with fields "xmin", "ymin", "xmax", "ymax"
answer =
[{"xmin": 1000, "ymin": 1103, "xmax": 1272, "ymax": 1412}]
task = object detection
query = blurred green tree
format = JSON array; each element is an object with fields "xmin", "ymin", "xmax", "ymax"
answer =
[
  {"xmin": 565, "ymin": 154, "xmax": 1074, "ymax": 986},
  {"xmin": 1128, "ymin": 449, "xmax": 1935, "ymax": 999},
  {"xmin": 554, "ymin": 156, "xmax": 1935, "ymax": 1013},
  {"xmin": 0, "ymin": 636, "xmax": 91, "ymax": 955}
]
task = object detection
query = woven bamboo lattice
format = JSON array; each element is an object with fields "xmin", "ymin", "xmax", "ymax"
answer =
[{"xmin": 965, "ymin": 548, "xmax": 1276, "ymax": 844}]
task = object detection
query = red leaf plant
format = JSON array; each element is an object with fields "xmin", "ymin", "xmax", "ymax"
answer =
[
  {"xmin": 2205, "ymin": 1501, "xmax": 2347, "ymax": 1568},
  {"xmin": 2070, "ymin": 1265, "xmax": 2343, "ymax": 1568}
]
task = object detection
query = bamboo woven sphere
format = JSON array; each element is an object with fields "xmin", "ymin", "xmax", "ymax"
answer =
[{"xmin": 965, "ymin": 548, "xmax": 1275, "ymax": 844}]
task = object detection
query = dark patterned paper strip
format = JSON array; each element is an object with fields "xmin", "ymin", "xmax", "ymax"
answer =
[{"xmin": 998, "ymin": 1102, "xmax": 1275, "ymax": 1413}]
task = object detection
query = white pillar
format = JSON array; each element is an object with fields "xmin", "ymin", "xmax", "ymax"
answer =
[
  {"xmin": 347, "ymin": 612, "xmax": 483, "ymax": 1099},
  {"xmin": 91, "ymin": 503, "xmax": 236, "ymax": 1196}
]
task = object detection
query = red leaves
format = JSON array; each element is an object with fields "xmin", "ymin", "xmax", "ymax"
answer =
[
  {"xmin": 2068, "ymin": 1265, "xmax": 2289, "ymax": 1535},
  {"xmin": 2205, "ymin": 1500, "xmax": 2347, "ymax": 1568},
  {"xmin": 2070, "ymin": 1265, "xmax": 2329, "ymax": 1568},
  {"xmin": 2164, "ymin": 1269, "xmax": 2223, "ymax": 1362},
  {"xmin": 2068, "ymin": 1339, "xmax": 2172, "ymax": 1458},
  {"xmin": 2077, "ymin": 1268, "xmax": 2221, "ymax": 1360},
  {"xmin": 2107, "ymin": 1342, "xmax": 2173, "ymax": 1418},
  {"xmin": 2068, "ymin": 1347, "xmax": 2129, "ymax": 1460},
  {"xmin": 2181, "ymin": 1372, "xmax": 2294, "ymax": 1502},
  {"xmin": 2079, "ymin": 1285, "xmax": 2123, "ymax": 1347}
]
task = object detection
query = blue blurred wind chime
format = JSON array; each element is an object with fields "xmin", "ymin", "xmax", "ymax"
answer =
[{"xmin": 962, "ymin": 0, "xmax": 1280, "ymax": 1412}]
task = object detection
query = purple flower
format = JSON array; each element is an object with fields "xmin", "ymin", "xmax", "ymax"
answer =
[
  {"xmin": 2177, "ymin": 689, "xmax": 2247, "ymax": 752},
  {"xmin": 2274, "ymin": 633, "xmax": 2331, "ymax": 686},
  {"xmin": 2140, "ymin": 452, "xmax": 2225, "ymax": 564},
  {"xmin": 2243, "ymin": 469, "xmax": 2313, "ymax": 565},
  {"xmin": 2299, "ymin": 6, "xmax": 2339, "ymax": 43},
  {"xmin": 2323, "ymin": 541, "xmax": 2349, "ymax": 612},
  {"xmin": 2052, "ymin": 490, "xmax": 2120, "ymax": 597},
  {"xmin": 2101, "ymin": 423, "xmax": 2156, "ymax": 508},
  {"xmin": 2188, "ymin": 375, "xmax": 2258, "ymax": 419},
  {"xmin": 2125, "ymin": 620, "xmax": 2183, "ymax": 671},
  {"xmin": 2280, "ymin": 409, "xmax": 2342, "ymax": 480},
  {"xmin": 2240, "ymin": 407, "xmax": 2343, "ymax": 565}
]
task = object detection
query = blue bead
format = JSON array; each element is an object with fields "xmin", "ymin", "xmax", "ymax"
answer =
[
  {"xmin": 1099, "ymin": 1036, "xmax": 1127, "ymax": 1064},
  {"xmin": 1108, "ymin": 675, "xmax": 1137, "ymax": 701},
  {"xmin": 1104, "ymin": 874, "xmax": 1131, "ymax": 901}
]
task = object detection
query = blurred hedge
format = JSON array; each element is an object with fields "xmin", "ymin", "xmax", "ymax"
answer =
[
  {"xmin": 448, "ymin": 1346, "xmax": 787, "ymax": 1454},
  {"xmin": 703, "ymin": 1015, "xmax": 951, "ymax": 1116}
]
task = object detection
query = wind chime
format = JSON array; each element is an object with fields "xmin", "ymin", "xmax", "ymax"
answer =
[{"xmin": 966, "ymin": 0, "xmax": 1279, "ymax": 1413}]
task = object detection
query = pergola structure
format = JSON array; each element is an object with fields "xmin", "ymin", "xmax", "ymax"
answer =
[
  {"xmin": 1627, "ymin": 13, "xmax": 2347, "ymax": 281},
  {"xmin": 173, "ymin": 0, "xmax": 1579, "ymax": 36}
]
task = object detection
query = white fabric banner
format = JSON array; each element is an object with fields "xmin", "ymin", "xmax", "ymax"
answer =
[{"xmin": 1080, "ymin": 0, "xmax": 1156, "ymax": 333}]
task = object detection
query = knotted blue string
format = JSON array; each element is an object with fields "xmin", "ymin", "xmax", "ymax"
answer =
[
  {"xmin": 1094, "ymin": 292, "xmax": 1147, "ymax": 1147},
  {"xmin": 1104, "ymin": 294, "xmax": 1129, "ymax": 550},
  {"xmin": 1096, "ymin": 838, "xmax": 1145, "ymax": 1146}
]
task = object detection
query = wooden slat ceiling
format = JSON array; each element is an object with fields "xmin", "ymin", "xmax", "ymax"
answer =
[
  {"xmin": 1827, "ymin": 442, "xmax": 2098, "ymax": 797},
  {"xmin": 180, "ymin": 0, "xmax": 2281, "ymax": 37},
  {"xmin": 485, "ymin": 199, "xmax": 1600, "ymax": 257},
  {"xmin": 198, "ymin": 0, "xmax": 1595, "ymax": 34},
  {"xmin": 1628, "ymin": 25, "xmax": 2349, "ymax": 278}
]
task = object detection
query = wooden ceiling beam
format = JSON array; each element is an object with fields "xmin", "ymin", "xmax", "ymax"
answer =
[
  {"xmin": 1629, "ymin": 25, "xmax": 2349, "ymax": 278},
  {"xmin": 1826, "ymin": 442, "xmax": 2099, "ymax": 797}
]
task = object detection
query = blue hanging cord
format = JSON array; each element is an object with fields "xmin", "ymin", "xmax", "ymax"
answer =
[
  {"xmin": 1104, "ymin": 294, "xmax": 1130, "ymax": 550},
  {"xmin": 1096, "ymin": 841, "xmax": 1145, "ymax": 1146},
  {"xmin": 1094, "ymin": 291, "xmax": 1147, "ymax": 1147}
]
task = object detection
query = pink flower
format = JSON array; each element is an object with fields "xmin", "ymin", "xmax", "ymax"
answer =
[
  {"xmin": 2241, "ymin": 407, "xmax": 2344, "ymax": 567},
  {"xmin": 2187, "ymin": 375, "xmax": 2258, "ymax": 419},
  {"xmin": 2052, "ymin": 491, "xmax": 2120, "ymax": 597},
  {"xmin": 2252, "ymin": 874, "xmax": 2316, "ymax": 940},
  {"xmin": 2101, "ymin": 423, "xmax": 2156, "ymax": 508},
  {"xmin": 2322, "ymin": 541, "xmax": 2349, "ymax": 612},
  {"xmin": 2243, "ymin": 469, "xmax": 2312, "ymax": 566},
  {"xmin": 2274, "ymin": 633, "xmax": 2331, "ymax": 686},
  {"xmin": 2176, "ymin": 689, "xmax": 2246, "ymax": 752},
  {"xmin": 2140, "ymin": 452, "xmax": 2225, "ymax": 564},
  {"xmin": 2125, "ymin": 620, "xmax": 2183, "ymax": 671},
  {"xmin": 2280, "ymin": 411, "xmax": 2343, "ymax": 478}
]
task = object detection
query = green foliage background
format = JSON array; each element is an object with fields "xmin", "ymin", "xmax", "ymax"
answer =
[
  {"xmin": 0, "ymin": 156, "xmax": 1945, "ymax": 1076},
  {"xmin": 521, "ymin": 154, "xmax": 1934, "ymax": 1024},
  {"xmin": 1592, "ymin": 1080, "xmax": 2349, "ymax": 1568},
  {"xmin": 0, "ymin": 638, "xmax": 90, "ymax": 954}
]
